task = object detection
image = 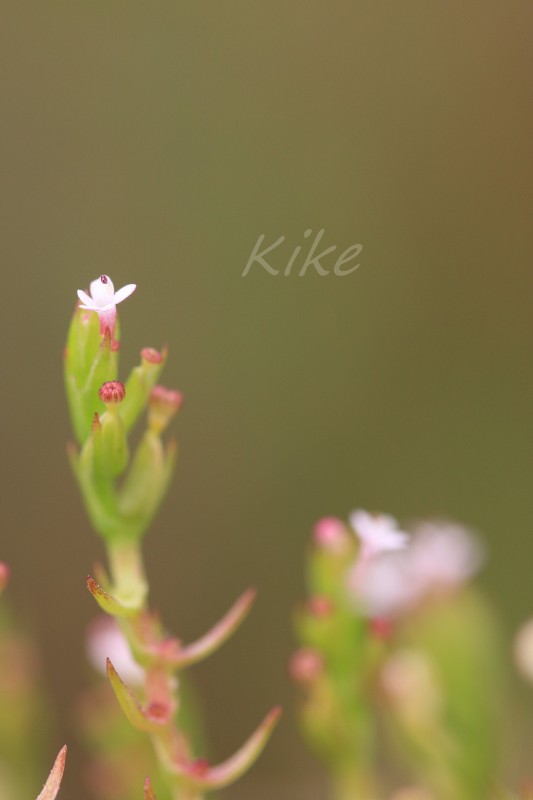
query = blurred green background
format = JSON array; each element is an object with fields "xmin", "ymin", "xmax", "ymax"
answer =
[{"xmin": 1, "ymin": 2, "xmax": 533, "ymax": 797}]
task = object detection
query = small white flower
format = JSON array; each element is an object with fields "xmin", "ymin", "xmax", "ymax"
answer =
[
  {"xmin": 349, "ymin": 509, "xmax": 409, "ymax": 560},
  {"xmin": 77, "ymin": 274, "xmax": 136, "ymax": 337}
]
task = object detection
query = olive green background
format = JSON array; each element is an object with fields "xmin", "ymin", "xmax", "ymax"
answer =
[{"xmin": 1, "ymin": 3, "xmax": 533, "ymax": 798}]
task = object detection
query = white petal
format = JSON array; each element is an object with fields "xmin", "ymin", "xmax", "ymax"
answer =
[
  {"xmin": 90, "ymin": 275, "xmax": 115, "ymax": 306},
  {"xmin": 94, "ymin": 300, "xmax": 119, "ymax": 312},
  {"xmin": 77, "ymin": 289, "xmax": 95, "ymax": 307},
  {"xmin": 349, "ymin": 510, "xmax": 374, "ymax": 541},
  {"xmin": 112, "ymin": 283, "xmax": 137, "ymax": 305}
]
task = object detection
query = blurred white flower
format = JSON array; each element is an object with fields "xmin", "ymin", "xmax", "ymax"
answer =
[
  {"xmin": 348, "ymin": 509, "xmax": 410, "ymax": 599},
  {"xmin": 514, "ymin": 618, "xmax": 533, "ymax": 683},
  {"xmin": 408, "ymin": 520, "xmax": 484, "ymax": 592},
  {"xmin": 348, "ymin": 518, "xmax": 483, "ymax": 619},
  {"xmin": 349, "ymin": 550, "xmax": 418, "ymax": 618},
  {"xmin": 349, "ymin": 509, "xmax": 409, "ymax": 559},
  {"xmin": 86, "ymin": 615, "xmax": 144, "ymax": 686}
]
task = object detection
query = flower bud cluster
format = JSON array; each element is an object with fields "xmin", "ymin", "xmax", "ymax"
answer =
[
  {"xmin": 65, "ymin": 277, "xmax": 181, "ymax": 551},
  {"xmin": 292, "ymin": 510, "xmax": 503, "ymax": 800}
]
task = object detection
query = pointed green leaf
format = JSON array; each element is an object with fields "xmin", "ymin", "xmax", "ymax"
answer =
[
  {"xmin": 86, "ymin": 575, "xmax": 136, "ymax": 618},
  {"xmin": 107, "ymin": 659, "xmax": 166, "ymax": 733}
]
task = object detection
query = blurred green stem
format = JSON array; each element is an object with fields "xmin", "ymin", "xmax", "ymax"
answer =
[
  {"xmin": 108, "ymin": 538, "xmax": 148, "ymax": 611},
  {"xmin": 333, "ymin": 766, "xmax": 379, "ymax": 800}
]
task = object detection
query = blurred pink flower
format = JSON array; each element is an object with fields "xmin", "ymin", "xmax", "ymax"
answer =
[
  {"xmin": 348, "ymin": 518, "xmax": 482, "ymax": 619},
  {"xmin": 86, "ymin": 616, "xmax": 144, "ymax": 686}
]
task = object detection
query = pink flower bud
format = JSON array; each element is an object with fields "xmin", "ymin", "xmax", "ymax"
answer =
[
  {"xmin": 369, "ymin": 617, "xmax": 394, "ymax": 640},
  {"xmin": 0, "ymin": 562, "xmax": 10, "ymax": 594},
  {"xmin": 99, "ymin": 381, "xmax": 126, "ymax": 404},
  {"xmin": 141, "ymin": 347, "xmax": 164, "ymax": 365},
  {"xmin": 148, "ymin": 385, "xmax": 183, "ymax": 434},
  {"xmin": 313, "ymin": 516, "xmax": 349, "ymax": 553},
  {"xmin": 289, "ymin": 648, "xmax": 324, "ymax": 684},
  {"xmin": 190, "ymin": 759, "xmax": 210, "ymax": 778},
  {"xmin": 306, "ymin": 595, "xmax": 334, "ymax": 618}
]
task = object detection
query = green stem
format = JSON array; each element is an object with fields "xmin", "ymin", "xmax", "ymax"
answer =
[
  {"xmin": 107, "ymin": 538, "xmax": 148, "ymax": 611},
  {"xmin": 106, "ymin": 539, "xmax": 206, "ymax": 800},
  {"xmin": 332, "ymin": 766, "xmax": 380, "ymax": 800}
]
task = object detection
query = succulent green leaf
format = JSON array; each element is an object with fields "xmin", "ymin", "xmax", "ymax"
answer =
[
  {"xmin": 64, "ymin": 307, "xmax": 119, "ymax": 444},
  {"xmin": 120, "ymin": 349, "xmax": 167, "ymax": 433},
  {"xmin": 86, "ymin": 575, "xmax": 136, "ymax": 618},
  {"xmin": 107, "ymin": 659, "xmax": 166, "ymax": 733},
  {"xmin": 116, "ymin": 434, "xmax": 177, "ymax": 541}
]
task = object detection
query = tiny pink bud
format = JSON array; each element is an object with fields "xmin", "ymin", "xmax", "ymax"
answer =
[
  {"xmin": 146, "ymin": 701, "xmax": 172, "ymax": 723},
  {"xmin": 190, "ymin": 759, "xmax": 210, "ymax": 778},
  {"xmin": 148, "ymin": 385, "xmax": 184, "ymax": 434},
  {"xmin": 99, "ymin": 381, "xmax": 126, "ymax": 404},
  {"xmin": 307, "ymin": 595, "xmax": 334, "ymax": 618},
  {"xmin": 313, "ymin": 516, "xmax": 350, "ymax": 553},
  {"xmin": 369, "ymin": 617, "xmax": 394, "ymax": 640},
  {"xmin": 141, "ymin": 347, "xmax": 164, "ymax": 365},
  {"xmin": 520, "ymin": 779, "xmax": 533, "ymax": 800},
  {"xmin": 0, "ymin": 562, "xmax": 10, "ymax": 593},
  {"xmin": 289, "ymin": 648, "xmax": 324, "ymax": 684},
  {"xmin": 150, "ymin": 385, "xmax": 183, "ymax": 409}
]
